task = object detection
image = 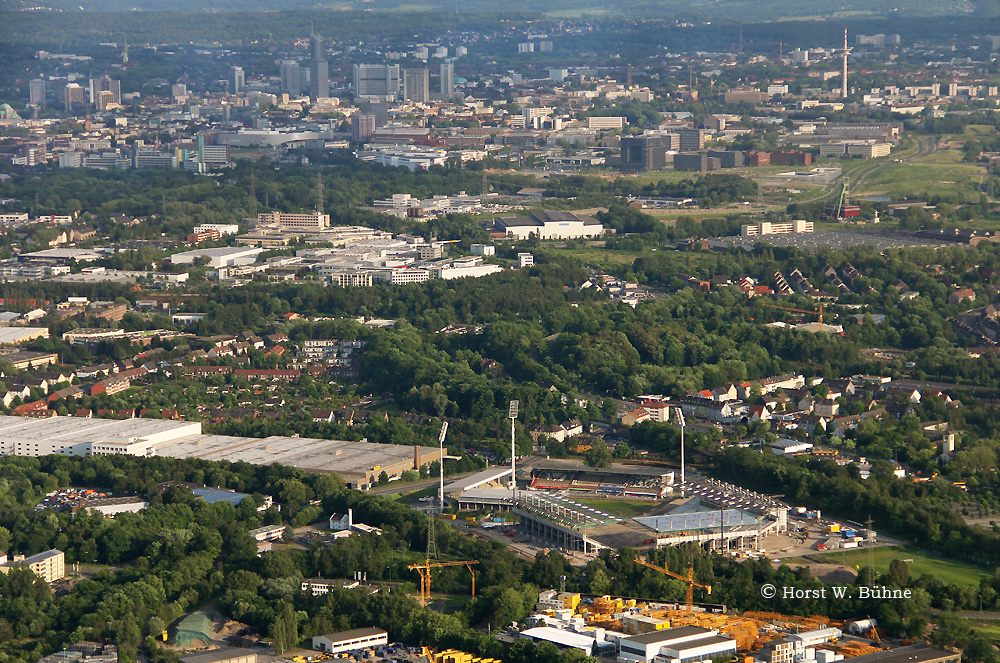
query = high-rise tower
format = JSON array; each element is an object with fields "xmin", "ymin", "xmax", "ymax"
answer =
[
  {"xmin": 440, "ymin": 60, "xmax": 455, "ymax": 98},
  {"xmin": 309, "ymin": 35, "xmax": 329, "ymax": 100}
]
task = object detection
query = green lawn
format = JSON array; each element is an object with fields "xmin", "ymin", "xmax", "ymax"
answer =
[
  {"xmin": 968, "ymin": 619, "xmax": 1000, "ymax": 644},
  {"xmin": 856, "ymin": 162, "xmax": 983, "ymax": 200},
  {"xmin": 575, "ymin": 498, "xmax": 655, "ymax": 518},
  {"xmin": 814, "ymin": 545, "xmax": 990, "ymax": 587}
]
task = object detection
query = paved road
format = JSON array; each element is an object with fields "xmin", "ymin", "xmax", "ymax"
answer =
[{"xmin": 366, "ymin": 471, "xmax": 481, "ymax": 497}]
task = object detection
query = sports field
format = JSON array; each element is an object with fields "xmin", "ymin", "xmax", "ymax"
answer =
[
  {"xmin": 575, "ymin": 498, "xmax": 655, "ymax": 518},
  {"xmin": 814, "ymin": 545, "xmax": 990, "ymax": 587}
]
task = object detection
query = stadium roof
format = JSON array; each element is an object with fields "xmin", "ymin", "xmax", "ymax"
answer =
[{"xmin": 635, "ymin": 509, "xmax": 763, "ymax": 533}]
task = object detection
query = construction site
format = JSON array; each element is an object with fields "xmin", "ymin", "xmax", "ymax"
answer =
[{"xmin": 528, "ymin": 586, "xmax": 894, "ymax": 663}]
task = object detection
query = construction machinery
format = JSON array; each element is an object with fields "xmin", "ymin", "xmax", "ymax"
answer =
[
  {"xmin": 759, "ymin": 301, "xmax": 825, "ymax": 325},
  {"xmin": 867, "ymin": 615, "xmax": 881, "ymax": 644},
  {"xmin": 407, "ymin": 559, "xmax": 479, "ymax": 607},
  {"xmin": 636, "ymin": 559, "xmax": 711, "ymax": 610}
]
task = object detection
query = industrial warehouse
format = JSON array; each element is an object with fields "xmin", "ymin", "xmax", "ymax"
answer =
[{"xmin": 0, "ymin": 415, "xmax": 442, "ymax": 488}]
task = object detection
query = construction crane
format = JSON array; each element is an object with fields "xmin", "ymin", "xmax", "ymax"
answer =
[
  {"xmin": 866, "ymin": 615, "xmax": 881, "ymax": 644},
  {"xmin": 759, "ymin": 301, "xmax": 825, "ymax": 325},
  {"xmin": 407, "ymin": 559, "xmax": 479, "ymax": 607},
  {"xmin": 636, "ymin": 559, "xmax": 711, "ymax": 610}
]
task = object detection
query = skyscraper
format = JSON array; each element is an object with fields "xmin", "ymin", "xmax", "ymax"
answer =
[
  {"xmin": 403, "ymin": 68, "xmax": 429, "ymax": 103},
  {"xmin": 353, "ymin": 64, "xmax": 401, "ymax": 99},
  {"xmin": 230, "ymin": 66, "xmax": 245, "ymax": 94},
  {"xmin": 280, "ymin": 61, "xmax": 301, "ymax": 96},
  {"xmin": 63, "ymin": 83, "xmax": 85, "ymax": 111},
  {"xmin": 440, "ymin": 60, "xmax": 455, "ymax": 98},
  {"xmin": 89, "ymin": 75, "xmax": 121, "ymax": 107},
  {"xmin": 309, "ymin": 35, "xmax": 329, "ymax": 100},
  {"xmin": 351, "ymin": 113, "xmax": 376, "ymax": 143},
  {"xmin": 29, "ymin": 79, "xmax": 46, "ymax": 107}
]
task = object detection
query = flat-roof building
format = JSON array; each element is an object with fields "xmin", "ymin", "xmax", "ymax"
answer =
[
  {"xmin": 168, "ymin": 247, "xmax": 263, "ymax": 269},
  {"xmin": 1, "ymin": 549, "xmax": 65, "ymax": 582},
  {"xmin": 180, "ymin": 648, "xmax": 257, "ymax": 663},
  {"xmin": 494, "ymin": 210, "xmax": 604, "ymax": 240},
  {"xmin": 0, "ymin": 416, "xmax": 442, "ymax": 489},
  {"xmin": 0, "ymin": 328, "xmax": 50, "ymax": 346},
  {"xmin": 312, "ymin": 628, "xmax": 388, "ymax": 654},
  {"xmin": 617, "ymin": 626, "xmax": 735, "ymax": 663},
  {"xmin": 833, "ymin": 645, "xmax": 959, "ymax": 663}
]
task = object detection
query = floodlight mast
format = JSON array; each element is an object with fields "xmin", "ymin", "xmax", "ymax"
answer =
[
  {"xmin": 438, "ymin": 422, "xmax": 448, "ymax": 507},
  {"xmin": 676, "ymin": 408, "xmax": 686, "ymax": 488},
  {"xmin": 509, "ymin": 401, "xmax": 519, "ymax": 499}
]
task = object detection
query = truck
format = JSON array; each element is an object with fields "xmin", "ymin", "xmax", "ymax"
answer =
[{"xmin": 825, "ymin": 524, "xmax": 841, "ymax": 534}]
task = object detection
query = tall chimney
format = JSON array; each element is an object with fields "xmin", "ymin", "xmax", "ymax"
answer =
[
  {"xmin": 414, "ymin": 444, "xmax": 419, "ymax": 469},
  {"xmin": 842, "ymin": 28, "xmax": 849, "ymax": 98}
]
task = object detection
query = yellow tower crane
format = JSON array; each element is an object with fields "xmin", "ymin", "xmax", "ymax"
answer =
[
  {"xmin": 636, "ymin": 559, "xmax": 712, "ymax": 610},
  {"xmin": 407, "ymin": 559, "xmax": 479, "ymax": 607}
]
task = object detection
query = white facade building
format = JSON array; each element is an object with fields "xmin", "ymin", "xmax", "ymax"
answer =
[
  {"xmin": 311, "ymin": 629, "xmax": 388, "ymax": 655},
  {"xmin": 741, "ymin": 220, "xmax": 814, "ymax": 237},
  {"xmin": 169, "ymin": 247, "xmax": 263, "ymax": 268}
]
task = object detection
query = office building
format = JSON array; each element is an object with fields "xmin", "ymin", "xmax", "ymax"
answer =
[
  {"xmin": 403, "ymin": 68, "xmax": 430, "ymax": 103},
  {"xmin": 63, "ymin": 83, "xmax": 85, "ymax": 111},
  {"xmin": 29, "ymin": 79, "xmax": 45, "ymax": 106},
  {"xmin": 741, "ymin": 220, "xmax": 813, "ymax": 237},
  {"xmin": 229, "ymin": 66, "xmax": 245, "ymax": 94},
  {"xmin": 549, "ymin": 68, "xmax": 568, "ymax": 83},
  {"xmin": 587, "ymin": 116, "xmax": 625, "ymax": 130},
  {"xmin": 676, "ymin": 128, "xmax": 706, "ymax": 151},
  {"xmin": 353, "ymin": 64, "xmax": 401, "ymax": 98},
  {"xmin": 280, "ymin": 61, "xmax": 301, "ymax": 96},
  {"xmin": 674, "ymin": 153, "xmax": 720, "ymax": 172},
  {"xmin": 351, "ymin": 113, "xmax": 377, "ymax": 143},
  {"xmin": 706, "ymin": 149, "xmax": 744, "ymax": 168},
  {"xmin": 257, "ymin": 211, "xmax": 330, "ymax": 230},
  {"xmin": 309, "ymin": 35, "xmax": 329, "ymax": 100},
  {"xmin": 134, "ymin": 146, "xmax": 178, "ymax": 169},
  {"xmin": 89, "ymin": 75, "xmax": 121, "ymax": 107},
  {"xmin": 95, "ymin": 90, "xmax": 116, "ymax": 111},
  {"xmin": 440, "ymin": 60, "xmax": 455, "ymax": 98},
  {"xmin": 620, "ymin": 135, "xmax": 667, "ymax": 171}
]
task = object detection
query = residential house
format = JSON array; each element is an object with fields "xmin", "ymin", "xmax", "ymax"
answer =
[
  {"xmin": 814, "ymin": 399, "xmax": 840, "ymax": 418},
  {"xmin": 620, "ymin": 408, "xmax": 652, "ymax": 427},
  {"xmin": 312, "ymin": 409, "xmax": 335, "ymax": 423},
  {"xmin": 949, "ymin": 288, "xmax": 976, "ymax": 305}
]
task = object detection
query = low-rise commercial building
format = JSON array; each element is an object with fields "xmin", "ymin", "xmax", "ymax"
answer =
[
  {"xmin": 311, "ymin": 628, "xmax": 388, "ymax": 654},
  {"xmin": 494, "ymin": 211, "xmax": 604, "ymax": 240},
  {"xmin": 617, "ymin": 626, "xmax": 736, "ymax": 663}
]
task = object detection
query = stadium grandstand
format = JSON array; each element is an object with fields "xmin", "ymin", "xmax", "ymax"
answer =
[{"xmin": 528, "ymin": 460, "xmax": 673, "ymax": 499}]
